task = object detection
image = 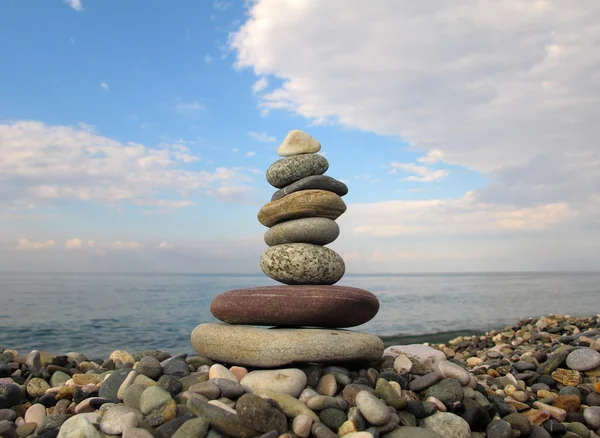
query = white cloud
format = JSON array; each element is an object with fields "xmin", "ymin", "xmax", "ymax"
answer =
[
  {"xmin": 245, "ymin": 151, "xmax": 256, "ymax": 157},
  {"xmin": 0, "ymin": 121, "xmax": 255, "ymax": 211},
  {"xmin": 100, "ymin": 82, "xmax": 109, "ymax": 92},
  {"xmin": 206, "ymin": 186, "xmax": 253, "ymax": 203},
  {"xmin": 64, "ymin": 0, "xmax": 83, "ymax": 12},
  {"xmin": 16, "ymin": 238, "xmax": 55, "ymax": 250},
  {"xmin": 64, "ymin": 238, "xmax": 83, "ymax": 249},
  {"xmin": 248, "ymin": 131, "xmax": 275, "ymax": 142},
  {"xmin": 418, "ymin": 149, "xmax": 444, "ymax": 165},
  {"xmin": 176, "ymin": 101, "xmax": 206, "ymax": 114},
  {"xmin": 230, "ymin": 0, "xmax": 600, "ymax": 200},
  {"xmin": 232, "ymin": 148, "xmax": 239, "ymax": 152},
  {"xmin": 389, "ymin": 162, "xmax": 448, "ymax": 182},
  {"xmin": 158, "ymin": 241, "xmax": 175, "ymax": 249},
  {"xmin": 204, "ymin": 54, "xmax": 214, "ymax": 64},
  {"xmin": 252, "ymin": 77, "xmax": 268, "ymax": 94}
]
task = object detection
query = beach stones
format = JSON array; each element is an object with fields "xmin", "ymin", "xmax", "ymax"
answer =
[
  {"xmin": 211, "ymin": 286, "xmax": 379, "ymax": 328},
  {"xmin": 277, "ymin": 129, "xmax": 321, "ymax": 157},
  {"xmin": 258, "ymin": 190, "xmax": 346, "ymax": 227},
  {"xmin": 191, "ymin": 324, "xmax": 384, "ymax": 368},
  {"xmin": 272, "ymin": 175, "xmax": 348, "ymax": 201},
  {"xmin": 260, "ymin": 243, "xmax": 345, "ymax": 285},
  {"xmin": 266, "ymin": 154, "xmax": 328, "ymax": 188},
  {"xmin": 264, "ymin": 217, "xmax": 340, "ymax": 246},
  {"xmin": 194, "ymin": 129, "xmax": 382, "ymax": 368}
]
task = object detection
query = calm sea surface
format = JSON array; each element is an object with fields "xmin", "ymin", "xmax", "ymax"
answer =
[{"xmin": 1, "ymin": 272, "xmax": 599, "ymax": 357}]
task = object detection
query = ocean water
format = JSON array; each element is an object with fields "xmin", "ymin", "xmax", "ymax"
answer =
[{"xmin": 0, "ymin": 272, "xmax": 599, "ymax": 358}]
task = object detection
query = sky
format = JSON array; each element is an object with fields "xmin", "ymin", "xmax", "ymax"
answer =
[{"xmin": 0, "ymin": 0, "xmax": 598, "ymax": 273}]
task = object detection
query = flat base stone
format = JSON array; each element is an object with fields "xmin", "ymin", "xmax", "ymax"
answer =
[
  {"xmin": 210, "ymin": 286, "xmax": 379, "ymax": 328},
  {"xmin": 190, "ymin": 324, "xmax": 384, "ymax": 368}
]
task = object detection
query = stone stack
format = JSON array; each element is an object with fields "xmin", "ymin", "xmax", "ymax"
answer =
[{"xmin": 191, "ymin": 130, "xmax": 384, "ymax": 368}]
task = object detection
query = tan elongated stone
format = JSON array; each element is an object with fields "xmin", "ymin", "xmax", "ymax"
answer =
[
  {"xmin": 277, "ymin": 129, "xmax": 321, "ymax": 157},
  {"xmin": 258, "ymin": 190, "xmax": 346, "ymax": 227},
  {"xmin": 191, "ymin": 324, "xmax": 384, "ymax": 368}
]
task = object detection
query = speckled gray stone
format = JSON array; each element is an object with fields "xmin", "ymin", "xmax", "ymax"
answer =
[
  {"xmin": 266, "ymin": 154, "xmax": 328, "ymax": 188},
  {"xmin": 260, "ymin": 243, "xmax": 345, "ymax": 285},
  {"xmin": 271, "ymin": 175, "xmax": 348, "ymax": 201},
  {"xmin": 264, "ymin": 217, "xmax": 340, "ymax": 246},
  {"xmin": 191, "ymin": 324, "xmax": 384, "ymax": 368},
  {"xmin": 566, "ymin": 348, "xmax": 600, "ymax": 371}
]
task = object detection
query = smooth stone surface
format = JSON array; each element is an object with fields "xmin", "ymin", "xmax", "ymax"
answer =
[
  {"xmin": 266, "ymin": 154, "xmax": 328, "ymax": 188},
  {"xmin": 187, "ymin": 396, "xmax": 259, "ymax": 438},
  {"xmin": 100, "ymin": 405, "xmax": 143, "ymax": 434},
  {"xmin": 436, "ymin": 361, "xmax": 470, "ymax": 386},
  {"xmin": 271, "ymin": 175, "xmax": 348, "ymax": 202},
  {"xmin": 382, "ymin": 427, "xmax": 443, "ymax": 438},
  {"xmin": 240, "ymin": 369, "xmax": 307, "ymax": 397},
  {"xmin": 264, "ymin": 217, "xmax": 340, "ymax": 246},
  {"xmin": 210, "ymin": 286, "xmax": 379, "ymax": 328},
  {"xmin": 24, "ymin": 403, "xmax": 46, "ymax": 426},
  {"xmin": 355, "ymin": 391, "xmax": 390, "ymax": 426},
  {"xmin": 384, "ymin": 345, "xmax": 447, "ymax": 363},
  {"xmin": 486, "ymin": 419, "xmax": 513, "ymax": 438},
  {"xmin": 235, "ymin": 393, "xmax": 287, "ymax": 434},
  {"xmin": 424, "ymin": 379, "xmax": 464, "ymax": 405},
  {"xmin": 420, "ymin": 412, "xmax": 471, "ymax": 438},
  {"xmin": 139, "ymin": 386, "xmax": 172, "ymax": 415},
  {"xmin": 584, "ymin": 406, "xmax": 600, "ymax": 430},
  {"xmin": 277, "ymin": 129, "xmax": 321, "ymax": 157},
  {"xmin": 99, "ymin": 368, "xmax": 134, "ymax": 402},
  {"xmin": 258, "ymin": 190, "xmax": 346, "ymax": 228},
  {"xmin": 57, "ymin": 415, "xmax": 101, "ymax": 438},
  {"xmin": 567, "ymin": 348, "xmax": 600, "ymax": 371},
  {"xmin": 255, "ymin": 389, "xmax": 319, "ymax": 422},
  {"xmin": 191, "ymin": 324, "xmax": 384, "ymax": 367},
  {"xmin": 171, "ymin": 418, "xmax": 209, "ymax": 438},
  {"xmin": 260, "ymin": 243, "xmax": 345, "ymax": 285}
]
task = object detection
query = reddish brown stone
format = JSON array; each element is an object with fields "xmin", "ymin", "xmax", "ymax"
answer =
[
  {"xmin": 210, "ymin": 286, "xmax": 379, "ymax": 328},
  {"xmin": 553, "ymin": 395, "xmax": 581, "ymax": 412}
]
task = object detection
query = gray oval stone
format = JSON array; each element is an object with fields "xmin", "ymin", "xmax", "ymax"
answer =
[
  {"xmin": 271, "ymin": 175, "xmax": 348, "ymax": 201},
  {"xmin": 266, "ymin": 154, "xmax": 328, "ymax": 188},
  {"xmin": 264, "ymin": 217, "xmax": 340, "ymax": 246},
  {"xmin": 566, "ymin": 348, "xmax": 600, "ymax": 371},
  {"xmin": 260, "ymin": 243, "xmax": 345, "ymax": 285}
]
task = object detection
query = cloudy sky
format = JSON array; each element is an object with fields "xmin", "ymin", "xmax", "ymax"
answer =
[{"xmin": 1, "ymin": 0, "xmax": 598, "ymax": 273}]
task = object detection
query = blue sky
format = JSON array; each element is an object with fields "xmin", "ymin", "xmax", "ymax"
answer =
[{"xmin": 0, "ymin": 0, "xmax": 598, "ymax": 273}]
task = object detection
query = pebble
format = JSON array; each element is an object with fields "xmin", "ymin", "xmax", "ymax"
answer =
[
  {"xmin": 292, "ymin": 414, "xmax": 313, "ymax": 438},
  {"xmin": 382, "ymin": 427, "xmax": 443, "ymax": 437},
  {"xmin": 139, "ymin": 386, "xmax": 172, "ymax": 415},
  {"xmin": 211, "ymin": 378, "xmax": 245, "ymax": 399},
  {"xmin": 277, "ymin": 129, "xmax": 321, "ymax": 157},
  {"xmin": 486, "ymin": 419, "xmax": 513, "ymax": 438},
  {"xmin": 27, "ymin": 377, "xmax": 50, "ymax": 397},
  {"xmin": 437, "ymin": 360, "xmax": 470, "ymax": 385},
  {"xmin": 236, "ymin": 393, "xmax": 287, "ymax": 434},
  {"xmin": 240, "ymin": 368, "xmax": 307, "ymax": 397},
  {"xmin": 99, "ymin": 368, "xmax": 134, "ymax": 402},
  {"xmin": 316, "ymin": 374, "xmax": 338, "ymax": 397},
  {"xmin": 56, "ymin": 414, "xmax": 101, "ymax": 438},
  {"xmin": 187, "ymin": 396, "xmax": 259, "ymax": 438},
  {"xmin": 100, "ymin": 405, "xmax": 142, "ymax": 434},
  {"xmin": 566, "ymin": 348, "xmax": 600, "ymax": 371},
  {"xmin": 355, "ymin": 391, "xmax": 391, "ymax": 426},
  {"xmin": 260, "ymin": 243, "xmax": 345, "ymax": 285},
  {"xmin": 208, "ymin": 364, "xmax": 238, "ymax": 382},
  {"xmin": 258, "ymin": 189, "xmax": 346, "ymax": 228},
  {"xmin": 255, "ymin": 389, "xmax": 319, "ymax": 422},
  {"xmin": 409, "ymin": 372, "xmax": 442, "ymax": 391},
  {"xmin": 271, "ymin": 175, "xmax": 348, "ymax": 201},
  {"xmin": 171, "ymin": 418, "xmax": 209, "ymax": 438},
  {"xmin": 191, "ymin": 324, "xmax": 383, "ymax": 368},
  {"xmin": 384, "ymin": 345, "xmax": 447, "ymax": 363},
  {"xmin": 420, "ymin": 411, "xmax": 471, "ymax": 438},
  {"xmin": 24, "ymin": 402, "xmax": 46, "ymax": 426},
  {"xmin": 584, "ymin": 406, "xmax": 600, "ymax": 430},
  {"xmin": 266, "ymin": 154, "xmax": 328, "ymax": 188},
  {"xmin": 424, "ymin": 378, "xmax": 464, "ymax": 405},
  {"xmin": 136, "ymin": 356, "xmax": 162, "ymax": 379}
]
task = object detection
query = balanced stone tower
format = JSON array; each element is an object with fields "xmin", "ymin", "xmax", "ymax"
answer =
[{"xmin": 191, "ymin": 130, "xmax": 384, "ymax": 368}]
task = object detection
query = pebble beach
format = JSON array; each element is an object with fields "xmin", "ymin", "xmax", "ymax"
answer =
[{"xmin": 0, "ymin": 313, "xmax": 600, "ymax": 438}]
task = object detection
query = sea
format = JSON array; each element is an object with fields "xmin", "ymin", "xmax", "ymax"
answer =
[{"xmin": 1, "ymin": 272, "xmax": 599, "ymax": 358}]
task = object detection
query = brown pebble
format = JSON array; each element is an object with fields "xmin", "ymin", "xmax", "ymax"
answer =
[
  {"xmin": 552, "ymin": 369, "xmax": 582, "ymax": 386},
  {"xmin": 316, "ymin": 374, "xmax": 337, "ymax": 397},
  {"xmin": 553, "ymin": 395, "xmax": 581, "ymax": 412}
]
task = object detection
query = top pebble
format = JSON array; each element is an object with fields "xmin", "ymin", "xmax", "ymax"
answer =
[{"xmin": 277, "ymin": 129, "xmax": 321, "ymax": 157}]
